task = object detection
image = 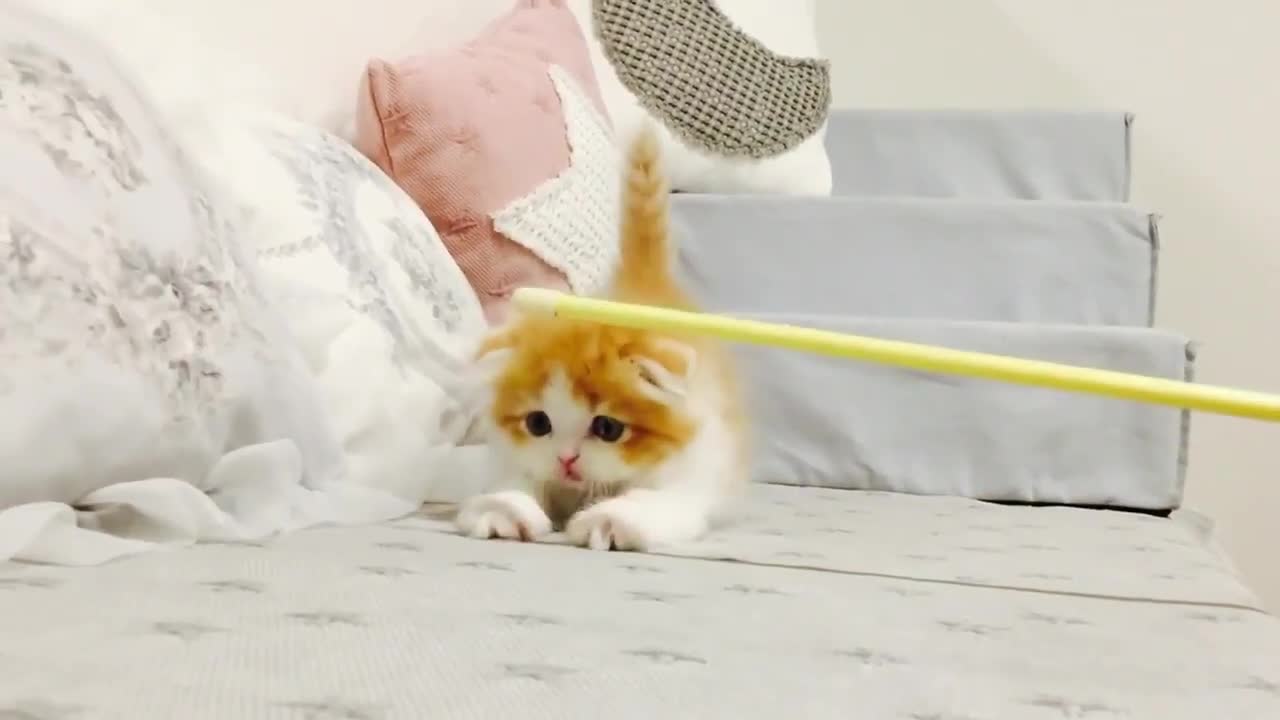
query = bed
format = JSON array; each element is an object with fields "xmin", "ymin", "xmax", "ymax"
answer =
[{"xmin": 2, "ymin": 484, "xmax": 1277, "ymax": 719}]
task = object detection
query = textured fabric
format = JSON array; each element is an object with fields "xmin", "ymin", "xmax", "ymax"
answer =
[
  {"xmin": 488, "ymin": 65, "xmax": 619, "ymax": 300},
  {"xmin": 734, "ymin": 315, "xmax": 1192, "ymax": 510},
  {"xmin": 1, "ymin": 484, "xmax": 1277, "ymax": 718},
  {"xmin": 355, "ymin": 0, "xmax": 619, "ymax": 325},
  {"xmin": 592, "ymin": 0, "xmax": 830, "ymax": 158},
  {"xmin": 568, "ymin": 0, "xmax": 833, "ymax": 195},
  {"xmin": 673, "ymin": 195, "xmax": 1157, "ymax": 326},
  {"xmin": 0, "ymin": 0, "xmax": 410, "ymax": 566},
  {"xmin": 182, "ymin": 107, "xmax": 491, "ymax": 506},
  {"xmin": 825, "ymin": 109, "xmax": 1134, "ymax": 201},
  {"xmin": 40, "ymin": 0, "xmax": 514, "ymax": 132}
]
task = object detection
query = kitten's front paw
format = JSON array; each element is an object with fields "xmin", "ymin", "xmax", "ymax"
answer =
[
  {"xmin": 455, "ymin": 491, "xmax": 552, "ymax": 542},
  {"xmin": 565, "ymin": 498, "xmax": 652, "ymax": 552}
]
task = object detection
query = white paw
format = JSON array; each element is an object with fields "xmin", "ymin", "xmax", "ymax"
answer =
[
  {"xmin": 565, "ymin": 498, "xmax": 654, "ymax": 552},
  {"xmin": 455, "ymin": 491, "xmax": 552, "ymax": 542}
]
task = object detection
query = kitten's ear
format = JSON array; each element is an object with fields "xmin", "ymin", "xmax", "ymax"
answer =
[
  {"xmin": 474, "ymin": 328, "xmax": 513, "ymax": 357},
  {"xmin": 629, "ymin": 338, "xmax": 697, "ymax": 402},
  {"xmin": 472, "ymin": 328, "xmax": 516, "ymax": 379},
  {"xmin": 437, "ymin": 329, "xmax": 516, "ymax": 446}
]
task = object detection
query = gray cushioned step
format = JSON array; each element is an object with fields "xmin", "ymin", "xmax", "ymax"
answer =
[
  {"xmin": 673, "ymin": 195, "xmax": 1158, "ymax": 327},
  {"xmin": 825, "ymin": 109, "xmax": 1133, "ymax": 201},
  {"xmin": 734, "ymin": 314, "xmax": 1193, "ymax": 511}
]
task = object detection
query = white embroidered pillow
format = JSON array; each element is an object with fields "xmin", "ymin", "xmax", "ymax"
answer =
[
  {"xmin": 0, "ymin": 0, "xmax": 387, "ymax": 565},
  {"xmin": 186, "ymin": 108, "xmax": 491, "ymax": 504}
]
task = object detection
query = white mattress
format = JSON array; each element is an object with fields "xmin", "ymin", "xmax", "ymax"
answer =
[{"xmin": 3, "ymin": 484, "xmax": 1278, "ymax": 719}]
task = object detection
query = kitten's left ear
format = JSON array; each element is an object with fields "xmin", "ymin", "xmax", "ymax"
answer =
[{"xmin": 629, "ymin": 338, "xmax": 698, "ymax": 402}]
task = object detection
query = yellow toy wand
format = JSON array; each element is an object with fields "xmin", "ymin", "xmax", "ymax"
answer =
[{"xmin": 512, "ymin": 288, "xmax": 1280, "ymax": 423}]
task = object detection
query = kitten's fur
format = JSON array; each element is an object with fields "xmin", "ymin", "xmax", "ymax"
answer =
[{"xmin": 454, "ymin": 129, "xmax": 746, "ymax": 552}]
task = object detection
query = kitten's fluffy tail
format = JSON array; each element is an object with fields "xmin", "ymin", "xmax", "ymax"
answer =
[{"xmin": 611, "ymin": 127, "xmax": 688, "ymax": 307}]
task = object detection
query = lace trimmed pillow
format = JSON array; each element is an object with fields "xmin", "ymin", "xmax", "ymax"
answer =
[
  {"xmin": 184, "ymin": 107, "xmax": 492, "ymax": 504},
  {"xmin": 0, "ymin": 0, "xmax": 423, "ymax": 565}
]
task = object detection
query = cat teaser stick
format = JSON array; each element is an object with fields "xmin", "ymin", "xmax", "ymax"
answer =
[{"xmin": 511, "ymin": 288, "xmax": 1280, "ymax": 423}]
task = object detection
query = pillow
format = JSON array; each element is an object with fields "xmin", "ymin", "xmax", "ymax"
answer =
[
  {"xmin": 567, "ymin": 0, "xmax": 833, "ymax": 195},
  {"xmin": 41, "ymin": 0, "xmax": 514, "ymax": 133},
  {"xmin": 354, "ymin": 0, "xmax": 620, "ymax": 325},
  {"xmin": 186, "ymin": 107, "xmax": 492, "ymax": 504},
  {"xmin": 0, "ymin": 0, "xmax": 410, "ymax": 565}
]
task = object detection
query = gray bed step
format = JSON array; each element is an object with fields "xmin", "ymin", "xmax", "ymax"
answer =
[
  {"xmin": 825, "ymin": 109, "xmax": 1133, "ymax": 202},
  {"xmin": 673, "ymin": 195, "xmax": 1157, "ymax": 327},
  {"xmin": 733, "ymin": 315, "xmax": 1192, "ymax": 511}
]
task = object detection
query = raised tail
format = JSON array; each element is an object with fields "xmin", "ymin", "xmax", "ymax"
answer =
[{"xmin": 610, "ymin": 127, "xmax": 688, "ymax": 307}]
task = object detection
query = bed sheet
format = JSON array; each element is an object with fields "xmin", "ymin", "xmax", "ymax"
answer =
[{"xmin": 2, "ymin": 484, "xmax": 1277, "ymax": 719}]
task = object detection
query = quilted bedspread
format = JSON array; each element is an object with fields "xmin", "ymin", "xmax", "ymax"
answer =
[{"xmin": 2, "ymin": 484, "xmax": 1278, "ymax": 719}]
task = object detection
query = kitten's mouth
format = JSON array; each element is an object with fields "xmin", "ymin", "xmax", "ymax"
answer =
[{"xmin": 558, "ymin": 470, "xmax": 584, "ymax": 485}]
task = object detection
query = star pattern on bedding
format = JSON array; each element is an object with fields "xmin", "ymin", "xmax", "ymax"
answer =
[
  {"xmin": 490, "ymin": 64, "xmax": 619, "ymax": 296},
  {"xmin": 0, "ymin": 485, "xmax": 1275, "ymax": 718}
]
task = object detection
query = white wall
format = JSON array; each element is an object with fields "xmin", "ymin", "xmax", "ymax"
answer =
[{"xmin": 817, "ymin": 0, "xmax": 1280, "ymax": 607}]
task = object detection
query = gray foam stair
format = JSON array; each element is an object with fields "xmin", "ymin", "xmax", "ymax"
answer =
[
  {"xmin": 673, "ymin": 195, "xmax": 1158, "ymax": 327},
  {"xmin": 733, "ymin": 314, "xmax": 1192, "ymax": 511},
  {"xmin": 825, "ymin": 109, "xmax": 1133, "ymax": 201}
]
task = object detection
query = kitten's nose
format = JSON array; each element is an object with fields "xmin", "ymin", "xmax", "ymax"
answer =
[{"xmin": 557, "ymin": 451, "xmax": 580, "ymax": 471}]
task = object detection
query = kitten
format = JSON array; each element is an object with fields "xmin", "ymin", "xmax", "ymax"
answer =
[{"xmin": 454, "ymin": 129, "xmax": 746, "ymax": 552}]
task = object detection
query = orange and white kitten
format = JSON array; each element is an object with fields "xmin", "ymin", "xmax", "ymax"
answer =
[{"xmin": 454, "ymin": 130, "xmax": 746, "ymax": 552}]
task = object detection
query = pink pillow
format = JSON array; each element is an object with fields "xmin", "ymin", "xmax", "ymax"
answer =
[{"xmin": 355, "ymin": 0, "xmax": 618, "ymax": 324}]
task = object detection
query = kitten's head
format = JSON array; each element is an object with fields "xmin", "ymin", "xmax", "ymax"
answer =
[{"xmin": 476, "ymin": 315, "xmax": 699, "ymax": 495}]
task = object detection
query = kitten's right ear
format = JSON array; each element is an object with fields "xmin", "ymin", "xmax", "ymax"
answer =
[
  {"xmin": 435, "ymin": 329, "xmax": 515, "ymax": 446},
  {"xmin": 473, "ymin": 329, "xmax": 515, "ymax": 378},
  {"xmin": 474, "ymin": 329, "xmax": 513, "ymax": 358}
]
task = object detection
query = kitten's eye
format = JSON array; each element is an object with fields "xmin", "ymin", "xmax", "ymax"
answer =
[
  {"xmin": 590, "ymin": 415, "xmax": 626, "ymax": 443},
  {"xmin": 524, "ymin": 411, "xmax": 553, "ymax": 437}
]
